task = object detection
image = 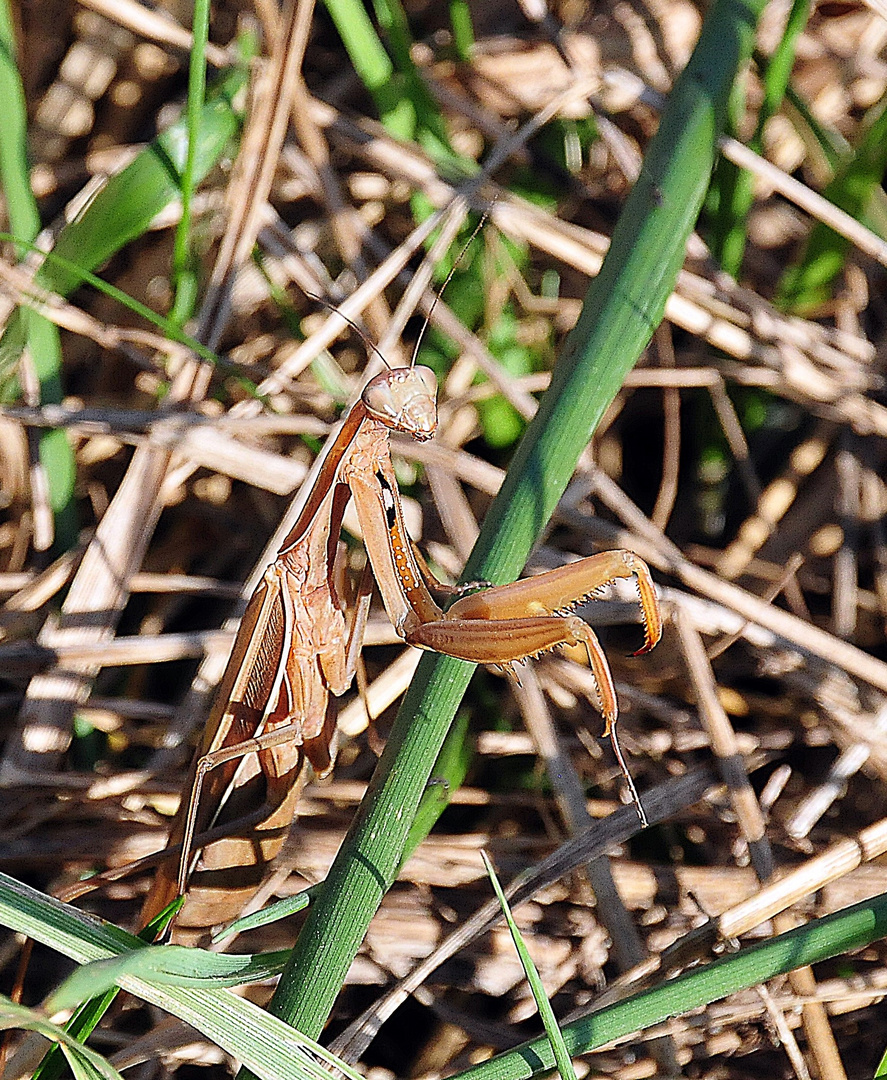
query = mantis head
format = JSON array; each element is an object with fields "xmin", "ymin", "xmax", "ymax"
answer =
[{"xmin": 362, "ymin": 365, "xmax": 438, "ymax": 441}]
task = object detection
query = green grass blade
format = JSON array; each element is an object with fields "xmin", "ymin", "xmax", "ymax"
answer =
[
  {"xmin": 369, "ymin": 0, "xmax": 461, "ymax": 168},
  {"xmin": 757, "ymin": 0, "xmax": 812, "ymax": 129},
  {"xmin": 33, "ymin": 899, "xmax": 183, "ymax": 1080},
  {"xmin": 449, "ymin": 890, "xmax": 887, "ymax": 1080},
  {"xmin": 0, "ymin": 51, "xmax": 247, "ymax": 545},
  {"xmin": 0, "ymin": 995, "xmax": 124, "ymax": 1080},
  {"xmin": 449, "ymin": 0, "xmax": 474, "ymax": 61},
  {"xmin": 0, "ymin": 58, "xmax": 249, "ymax": 389},
  {"xmin": 784, "ymin": 82, "xmax": 848, "ymax": 172},
  {"xmin": 324, "ymin": 0, "xmax": 471, "ymax": 175},
  {"xmin": 170, "ymin": 0, "xmax": 211, "ymax": 324},
  {"xmin": 777, "ymin": 92, "xmax": 887, "ymax": 312},
  {"xmin": 707, "ymin": 77, "xmax": 751, "ymax": 274},
  {"xmin": 0, "ymin": 0, "xmax": 73, "ymax": 541},
  {"xmin": 481, "ymin": 852, "xmax": 577, "ymax": 1080},
  {"xmin": 0, "ymin": 234, "xmax": 223, "ymax": 367},
  {"xmin": 709, "ymin": 0, "xmax": 812, "ymax": 275},
  {"xmin": 39, "ymin": 61, "xmax": 247, "ymax": 298},
  {"xmin": 214, "ymin": 889, "xmax": 314, "ymax": 940},
  {"xmin": 50, "ymin": 946, "xmax": 292, "ymax": 1008},
  {"xmin": 322, "ymin": 0, "xmax": 406, "ymax": 137},
  {"xmin": 0, "ymin": 0, "xmax": 39, "ymax": 239},
  {"xmin": 256, "ymin": 0, "xmax": 765, "ymax": 1054},
  {"xmin": 0, "ymin": 872, "xmax": 365, "ymax": 1080},
  {"xmin": 32, "ymin": 988, "xmax": 121, "ymax": 1080}
]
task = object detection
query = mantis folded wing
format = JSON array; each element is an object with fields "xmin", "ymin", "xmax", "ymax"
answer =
[{"xmin": 141, "ymin": 364, "xmax": 661, "ymax": 934}]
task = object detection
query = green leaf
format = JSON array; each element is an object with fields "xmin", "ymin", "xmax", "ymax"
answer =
[
  {"xmin": 0, "ymin": 872, "xmax": 365, "ymax": 1080},
  {"xmin": 324, "ymin": 0, "xmax": 473, "ymax": 176},
  {"xmin": 33, "ymin": 897, "xmax": 182, "ymax": 1080},
  {"xmin": 777, "ymin": 92, "xmax": 887, "ymax": 313},
  {"xmin": 50, "ymin": 945, "xmax": 291, "ymax": 1009},
  {"xmin": 708, "ymin": 0, "xmax": 812, "ymax": 276},
  {"xmin": 40, "ymin": 62, "xmax": 247, "ymax": 300},
  {"xmin": 0, "ymin": 58, "xmax": 248, "ymax": 389},
  {"xmin": 0, "ymin": 234, "xmax": 224, "ymax": 368},
  {"xmin": 450, "ymin": 891, "xmax": 887, "ymax": 1080},
  {"xmin": 449, "ymin": 0, "xmax": 474, "ymax": 61},
  {"xmin": 0, "ymin": 994, "xmax": 124, "ymax": 1080},
  {"xmin": 0, "ymin": 0, "xmax": 71, "ymax": 537},
  {"xmin": 214, "ymin": 889, "xmax": 314, "ymax": 940},
  {"xmin": 33, "ymin": 988, "xmax": 121, "ymax": 1080}
]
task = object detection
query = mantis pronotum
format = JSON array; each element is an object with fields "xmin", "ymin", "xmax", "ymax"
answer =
[{"xmin": 141, "ymin": 359, "xmax": 662, "ymax": 933}]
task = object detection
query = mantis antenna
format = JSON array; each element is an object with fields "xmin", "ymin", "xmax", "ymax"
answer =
[
  {"xmin": 305, "ymin": 292, "xmax": 393, "ymax": 370},
  {"xmin": 410, "ymin": 205, "xmax": 492, "ymax": 368},
  {"xmin": 308, "ymin": 201, "xmax": 492, "ymax": 372}
]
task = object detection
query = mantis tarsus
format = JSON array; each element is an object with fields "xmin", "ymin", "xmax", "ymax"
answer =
[{"xmin": 141, "ymin": 361, "xmax": 662, "ymax": 932}]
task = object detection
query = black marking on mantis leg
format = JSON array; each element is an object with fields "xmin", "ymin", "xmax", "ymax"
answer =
[{"xmin": 377, "ymin": 470, "xmax": 398, "ymax": 531}]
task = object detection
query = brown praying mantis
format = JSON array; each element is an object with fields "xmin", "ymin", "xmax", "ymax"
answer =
[{"xmin": 140, "ymin": 357, "xmax": 662, "ymax": 933}]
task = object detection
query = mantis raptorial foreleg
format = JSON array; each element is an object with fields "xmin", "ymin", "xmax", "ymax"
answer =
[{"xmin": 141, "ymin": 363, "xmax": 662, "ymax": 933}]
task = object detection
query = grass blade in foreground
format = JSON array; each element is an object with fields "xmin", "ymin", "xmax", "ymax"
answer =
[
  {"xmin": 258, "ymin": 0, "xmax": 765, "ymax": 1053},
  {"xmin": 450, "ymin": 891, "xmax": 887, "ymax": 1080},
  {"xmin": 482, "ymin": 852, "xmax": 577, "ymax": 1080},
  {"xmin": 0, "ymin": 873, "xmax": 359, "ymax": 1080},
  {"xmin": 32, "ymin": 900, "xmax": 182, "ymax": 1080},
  {"xmin": 0, "ymin": 995, "xmax": 124, "ymax": 1080}
]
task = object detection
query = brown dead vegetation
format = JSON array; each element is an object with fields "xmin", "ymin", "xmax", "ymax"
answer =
[{"xmin": 2, "ymin": 0, "xmax": 887, "ymax": 1077}]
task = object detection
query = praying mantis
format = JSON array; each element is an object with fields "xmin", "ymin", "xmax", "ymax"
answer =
[{"xmin": 140, "ymin": 358, "xmax": 662, "ymax": 933}]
